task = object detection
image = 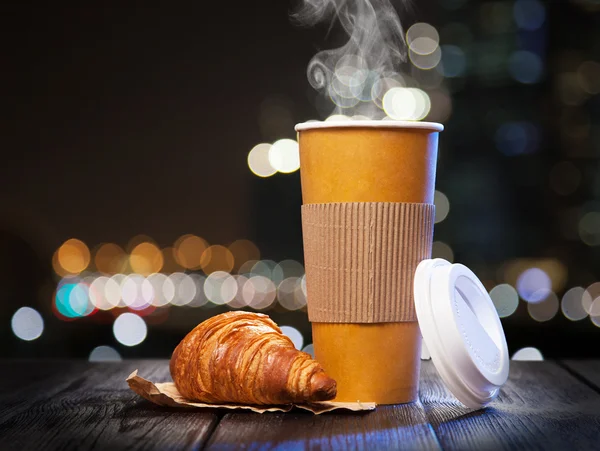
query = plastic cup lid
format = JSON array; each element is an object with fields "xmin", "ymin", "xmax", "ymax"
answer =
[{"xmin": 414, "ymin": 258, "xmax": 510, "ymax": 409}]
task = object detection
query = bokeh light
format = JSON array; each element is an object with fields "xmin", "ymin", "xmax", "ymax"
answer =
[
  {"xmin": 89, "ymin": 345, "xmax": 122, "ymax": 362},
  {"xmin": 273, "ymin": 259, "xmax": 305, "ymax": 282},
  {"xmin": 513, "ymin": 0, "xmax": 546, "ymax": 31},
  {"xmin": 431, "ymin": 241, "xmax": 454, "ymax": 262},
  {"xmin": 121, "ymin": 274, "xmax": 151, "ymax": 310},
  {"xmin": 527, "ymin": 290, "xmax": 559, "ymax": 322},
  {"xmin": 200, "ymin": 245, "xmax": 235, "ymax": 274},
  {"xmin": 161, "ymin": 246, "xmax": 182, "ymax": 273},
  {"xmin": 516, "ymin": 268, "xmax": 552, "ymax": 303},
  {"xmin": 508, "ymin": 51, "xmax": 543, "ymax": 84},
  {"xmin": 89, "ymin": 276, "xmax": 120, "ymax": 310},
  {"xmin": 174, "ymin": 234, "xmax": 208, "ymax": 270},
  {"xmin": 512, "ymin": 347, "xmax": 544, "ymax": 361},
  {"xmin": 113, "ymin": 313, "xmax": 147, "ymax": 347},
  {"xmin": 130, "ymin": 242, "xmax": 163, "ymax": 275},
  {"xmin": 144, "ymin": 273, "xmax": 173, "ymax": 307},
  {"xmin": 410, "ymin": 47, "xmax": 442, "ymax": 70},
  {"xmin": 268, "ymin": 139, "xmax": 300, "ymax": 174},
  {"xmin": 168, "ymin": 272, "xmax": 197, "ymax": 306},
  {"xmin": 407, "ymin": 23, "xmax": 439, "ymax": 55},
  {"xmin": 561, "ymin": 287, "xmax": 588, "ymax": 321},
  {"xmin": 228, "ymin": 239, "xmax": 260, "ymax": 271},
  {"xmin": 434, "ymin": 190, "xmax": 450, "ymax": 223},
  {"xmin": 227, "ymin": 275, "xmax": 249, "ymax": 309},
  {"xmin": 280, "ymin": 325, "xmax": 304, "ymax": 350},
  {"xmin": 55, "ymin": 238, "xmax": 90, "ymax": 275},
  {"xmin": 11, "ymin": 307, "xmax": 44, "ymax": 341},
  {"xmin": 578, "ymin": 212, "xmax": 600, "ymax": 246},
  {"xmin": 187, "ymin": 274, "xmax": 208, "ymax": 307},
  {"xmin": 489, "ymin": 284, "xmax": 519, "ymax": 318},
  {"xmin": 55, "ymin": 281, "xmax": 94, "ymax": 318},
  {"xmin": 204, "ymin": 271, "xmax": 237, "ymax": 305},
  {"xmin": 382, "ymin": 87, "xmax": 431, "ymax": 121},
  {"xmin": 583, "ymin": 283, "xmax": 600, "ymax": 315},
  {"xmin": 94, "ymin": 243, "xmax": 127, "ymax": 274},
  {"xmin": 277, "ymin": 277, "xmax": 307, "ymax": 311},
  {"xmin": 495, "ymin": 121, "xmax": 540, "ymax": 156},
  {"xmin": 243, "ymin": 275, "xmax": 276, "ymax": 310},
  {"xmin": 325, "ymin": 114, "xmax": 349, "ymax": 122},
  {"xmin": 440, "ymin": 45, "xmax": 466, "ymax": 78},
  {"xmin": 248, "ymin": 143, "xmax": 277, "ymax": 177},
  {"xmin": 302, "ymin": 343, "xmax": 315, "ymax": 358}
]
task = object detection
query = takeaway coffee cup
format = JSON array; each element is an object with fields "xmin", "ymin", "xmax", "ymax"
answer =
[{"xmin": 296, "ymin": 120, "xmax": 443, "ymax": 404}]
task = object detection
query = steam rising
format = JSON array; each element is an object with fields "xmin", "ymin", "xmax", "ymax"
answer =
[{"xmin": 295, "ymin": 0, "xmax": 408, "ymax": 117}]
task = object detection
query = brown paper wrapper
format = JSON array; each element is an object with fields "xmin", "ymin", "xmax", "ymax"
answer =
[
  {"xmin": 302, "ymin": 202, "xmax": 434, "ymax": 323},
  {"xmin": 126, "ymin": 370, "xmax": 376, "ymax": 414}
]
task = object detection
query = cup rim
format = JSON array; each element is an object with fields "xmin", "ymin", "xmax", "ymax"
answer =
[{"xmin": 295, "ymin": 120, "xmax": 444, "ymax": 132}]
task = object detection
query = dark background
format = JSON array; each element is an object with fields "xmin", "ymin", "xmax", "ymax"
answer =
[{"xmin": 1, "ymin": 0, "xmax": 599, "ymax": 360}]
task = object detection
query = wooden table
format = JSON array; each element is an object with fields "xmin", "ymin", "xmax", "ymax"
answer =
[{"xmin": 1, "ymin": 360, "xmax": 599, "ymax": 450}]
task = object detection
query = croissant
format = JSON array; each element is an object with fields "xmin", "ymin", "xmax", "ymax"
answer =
[{"xmin": 169, "ymin": 311, "xmax": 337, "ymax": 405}]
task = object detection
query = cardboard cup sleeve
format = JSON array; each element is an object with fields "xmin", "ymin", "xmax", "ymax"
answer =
[{"xmin": 301, "ymin": 202, "xmax": 435, "ymax": 323}]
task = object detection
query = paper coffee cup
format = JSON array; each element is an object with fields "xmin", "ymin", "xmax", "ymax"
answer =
[{"xmin": 296, "ymin": 120, "xmax": 443, "ymax": 404}]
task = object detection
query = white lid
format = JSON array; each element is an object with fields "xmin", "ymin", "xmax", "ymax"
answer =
[
  {"xmin": 295, "ymin": 120, "xmax": 444, "ymax": 132},
  {"xmin": 414, "ymin": 258, "xmax": 509, "ymax": 409}
]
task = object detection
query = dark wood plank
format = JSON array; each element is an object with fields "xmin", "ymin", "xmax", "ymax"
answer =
[
  {"xmin": 206, "ymin": 398, "xmax": 440, "ymax": 450},
  {"xmin": 419, "ymin": 360, "xmax": 600, "ymax": 451},
  {"xmin": 0, "ymin": 360, "xmax": 219, "ymax": 451},
  {"xmin": 561, "ymin": 360, "xmax": 600, "ymax": 392}
]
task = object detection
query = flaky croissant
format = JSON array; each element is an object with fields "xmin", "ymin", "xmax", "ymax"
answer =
[{"xmin": 170, "ymin": 311, "xmax": 337, "ymax": 405}]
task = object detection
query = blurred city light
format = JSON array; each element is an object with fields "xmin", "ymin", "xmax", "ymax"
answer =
[
  {"xmin": 561, "ymin": 287, "xmax": 588, "ymax": 321},
  {"xmin": 269, "ymin": 139, "xmax": 300, "ymax": 174},
  {"xmin": 527, "ymin": 290, "xmax": 559, "ymax": 322},
  {"xmin": 94, "ymin": 243, "xmax": 126, "ymax": 274},
  {"xmin": 248, "ymin": 143, "xmax": 277, "ymax": 178},
  {"xmin": 168, "ymin": 272, "xmax": 197, "ymax": 306},
  {"xmin": 113, "ymin": 312, "xmax": 147, "ymax": 347},
  {"xmin": 200, "ymin": 245, "xmax": 235, "ymax": 274},
  {"xmin": 578, "ymin": 212, "xmax": 600, "ymax": 246},
  {"xmin": 382, "ymin": 87, "xmax": 431, "ymax": 120},
  {"xmin": 508, "ymin": 51, "xmax": 543, "ymax": 84},
  {"xmin": 489, "ymin": 284, "xmax": 519, "ymax": 318},
  {"xmin": 280, "ymin": 325, "xmax": 304, "ymax": 350},
  {"xmin": 130, "ymin": 242, "xmax": 163, "ymax": 276},
  {"xmin": 495, "ymin": 121, "xmax": 540, "ymax": 156},
  {"xmin": 228, "ymin": 239, "xmax": 261, "ymax": 271},
  {"xmin": 513, "ymin": 0, "xmax": 546, "ymax": 31},
  {"xmin": 440, "ymin": 45, "xmax": 466, "ymax": 78},
  {"xmin": 302, "ymin": 343, "xmax": 315, "ymax": 358},
  {"xmin": 431, "ymin": 241, "xmax": 454, "ymax": 262},
  {"xmin": 516, "ymin": 268, "xmax": 552, "ymax": 303},
  {"xmin": 188, "ymin": 274, "xmax": 208, "ymax": 307},
  {"xmin": 174, "ymin": 234, "xmax": 208, "ymax": 270},
  {"xmin": 11, "ymin": 307, "xmax": 44, "ymax": 341},
  {"xmin": 512, "ymin": 347, "xmax": 544, "ymax": 361},
  {"xmin": 243, "ymin": 275, "xmax": 276, "ymax": 310},
  {"xmin": 434, "ymin": 190, "xmax": 450, "ymax": 223},
  {"xmin": 204, "ymin": 271, "xmax": 237, "ymax": 305},
  {"xmin": 55, "ymin": 238, "xmax": 90, "ymax": 276},
  {"xmin": 89, "ymin": 345, "xmax": 122, "ymax": 362}
]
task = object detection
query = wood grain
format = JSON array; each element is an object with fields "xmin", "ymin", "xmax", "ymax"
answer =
[
  {"xmin": 561, "ymin": 360, "xmax": 600, "ymax": 392},
  {"xmin": 419, "ymin": 360, "xmax": 600, "ymax": 450},
  {"xmin": 0, "ymin": 360, "xmax": 219, "ymax": 451},
  {"xmin": 2, "ymin": 360, "xmax": 599, "ymax": 450},
  {"xmin": 206, "ymin": 403, "xmax": 441, "ymax": 450}
]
